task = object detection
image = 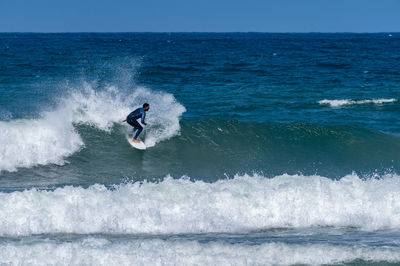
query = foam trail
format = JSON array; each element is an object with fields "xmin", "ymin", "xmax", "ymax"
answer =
[
  {"xmin": 319, "ymin": 98, "xmax": 397, "ymax": 107},
  {"xmin": 1, "ymin": 237, "xmax": 400, "ymax": 265},
  {"xmin": 0, "ymin": 84, "xmax": 185, "ymax": 172},
  {"xmin": 1, "ymin": 173, "xmax": 400, "ymax": 236}
]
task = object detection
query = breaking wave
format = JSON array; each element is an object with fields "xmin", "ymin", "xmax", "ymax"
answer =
[
  {"xmin": 1, "ymin": 237, "xmax": 399, "ymax": 265},
  {"xmin": 318, "ymin": 98, "xmax": 397, "ymax": 107},
  {"xmin": 0, "ymin": 84, "xmax": 185, "ymax": 172},
  {"xmin": 1, "ymin": 173, "xmax": 400, "ymax": 236}
]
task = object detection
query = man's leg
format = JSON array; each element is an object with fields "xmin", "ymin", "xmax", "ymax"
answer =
[
  {"xmin": 126, "ymin": 119, "xmax": 135, "ymax": 137},
  {"xmin": 133, "ymin": 124, "xmax": 143, "ymax": 140},
  {"xmin": 127, "ymin": 118, "xmax": 143, "ymax": 142},
  {"xmin": 129, "ymin": 119, "xmax": 143, "ymax": 142}
]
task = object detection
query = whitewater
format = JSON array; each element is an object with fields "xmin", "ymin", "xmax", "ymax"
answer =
[
  {"xmin": 2, "ymin": 238, "xmax": 400, "ymax": 265},
  {"xmin": 2, "ymin": 173, "xmax": 400, "ymax": 236},
  {"xmin": 2, "ymin": 174, "xmax": 400, "ymax": 265},
  {"xmin": 318, "ymin": 98, "xmax": 398, "ymax": 107}
]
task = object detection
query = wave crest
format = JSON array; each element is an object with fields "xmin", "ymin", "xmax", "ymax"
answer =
[
  {"xmin": 318, "ymin": 98, "xmax": 397, "ymax": 107},
  {"xmin": 1, "ymin": 173, "xmax": 400, "ymax": 236}
]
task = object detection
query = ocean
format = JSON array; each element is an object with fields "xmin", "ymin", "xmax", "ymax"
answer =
[{"xmin": 1, "ymin": 32, "xmax": 400, "ymax": 265}]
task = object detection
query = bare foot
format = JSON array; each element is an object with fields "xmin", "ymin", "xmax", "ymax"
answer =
[{"xmin": 132, "ymin": 139, "xmax": 140, "ymax": 143}]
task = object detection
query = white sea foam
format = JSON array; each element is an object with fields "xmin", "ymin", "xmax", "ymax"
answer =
[
  {"xmin": 0, "ymin": 109, "xmax": 84, "ymax": 172},
  {"xmin": 0, "ymin": 84, "xmax": 185, "ymax": 172},
  {"xmin": 1, "ymin": 237, "xmax": 399, "ymax": 265},
  {"xmin": 318, "ymin": 98, "xmax": 397, "ymax": 107},
  {"xmin": 1, "ymin": 173, "xmax": 400, "ymax": 236}
]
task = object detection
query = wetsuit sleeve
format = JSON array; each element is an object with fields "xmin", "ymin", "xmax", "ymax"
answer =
[{"xmin": 141, "ymin": 110, "xmax": 146, "ymax": 124}]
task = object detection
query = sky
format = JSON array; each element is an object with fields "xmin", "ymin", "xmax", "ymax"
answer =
[{"xmin": 0, "ymin": 0, "xmax": 399, "ymax": 32}]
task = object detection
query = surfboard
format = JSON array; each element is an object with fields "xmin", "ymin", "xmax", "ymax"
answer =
[
  {"xmin": 126, "ymin": 134, "xmax": 146, "ymax": 150},
  {"xmin": 127, "ymin": 137, "xmax": 146, "ymax": 150}
]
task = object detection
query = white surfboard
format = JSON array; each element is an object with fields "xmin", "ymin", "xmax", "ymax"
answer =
[
  {"xmin": 126, "ymin": 121, "xmax": 147, "ymax": 150},
  {"xmin": 127, "ymin": 136, "xmax": 146, "ymax": 150}
]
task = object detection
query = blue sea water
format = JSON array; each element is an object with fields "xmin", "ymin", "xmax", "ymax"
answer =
[{"xmin": 1, "ymin": 33, "xmax": 400, "ymax": 265}]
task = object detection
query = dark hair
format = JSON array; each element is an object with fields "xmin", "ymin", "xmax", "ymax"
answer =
[{"xmin": 143, "ymin": 103, "xmax": 149, "ymax": 108}]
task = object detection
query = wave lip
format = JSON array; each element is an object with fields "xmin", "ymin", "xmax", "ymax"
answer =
[
  {"xmin": 318, "ymin": 98, "xmax": 397, "ymax": 107},
  {"xmin": 1, "ymin": 237, "xmax": 400, "ymax": 265},
  {"xmin": 1, "ymin": 173, "xmax": 400, "ymax": 236}
]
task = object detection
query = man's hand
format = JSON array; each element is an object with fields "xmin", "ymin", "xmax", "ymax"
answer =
[
  {"xmin": 143, "ymin": 122, "xmax": 147, "ymax": 126},
  {"xmin": 122, "ymin": 119, "xmax": 126, "ymax": 122}
]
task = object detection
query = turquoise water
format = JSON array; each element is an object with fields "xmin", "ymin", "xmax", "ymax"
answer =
[{"xmin": 1, "ymin": 33, "xmax": 400, "ymax": 265}]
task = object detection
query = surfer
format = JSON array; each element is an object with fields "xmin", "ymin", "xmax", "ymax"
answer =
[{"xmin": 122, "ymin": 103, "xmax": 150, "ymax": 143}]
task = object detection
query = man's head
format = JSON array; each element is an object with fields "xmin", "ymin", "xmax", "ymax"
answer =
[{"xmin": 143, "ymin": 103, "xmax": 150, "ymax": 111}]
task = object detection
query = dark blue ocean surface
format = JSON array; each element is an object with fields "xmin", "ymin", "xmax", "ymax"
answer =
[
  {"xmin": 1, "ymin": 33, "xmax": 400, "ymax": 184},
  {"xmin": 0, "ymin": 33, "xmax": 400, "ymax": 265}
]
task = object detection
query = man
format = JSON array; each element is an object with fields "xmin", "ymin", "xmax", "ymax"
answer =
[{"xmin": 123, "ymin": 103, "xmax": 149, "ymax": 143}]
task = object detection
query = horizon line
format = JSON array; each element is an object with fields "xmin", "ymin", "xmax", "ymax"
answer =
[{"xmin": 0, "ymin": 31, "xmax": 399, "ymax": 34}]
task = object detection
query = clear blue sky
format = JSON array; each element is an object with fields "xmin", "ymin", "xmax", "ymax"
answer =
[{"xmin": 1, "ymin": 0, "xmax": 399, "ymax": 32}]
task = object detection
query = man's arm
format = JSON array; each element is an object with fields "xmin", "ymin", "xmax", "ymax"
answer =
[{"xmin": 141, "ymin": 111, "xmax": 147, "ymax": 125}]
